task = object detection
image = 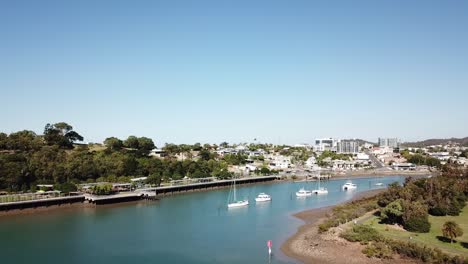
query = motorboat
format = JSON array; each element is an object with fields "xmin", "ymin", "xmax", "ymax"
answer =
[
  {"xmin": 342, "ymin": 181, "xmax": 357, "ymax": 190},
  {"xmin": 374, "ymin": 182, "xmax": 384, "ymax": 186},
  {"xmin": 255, "ymin": 193, "xmax": 271, "ymax": 202},
  {"xmin": 296, "ymin": 188, "xmax": 312, "ymax": 197}
]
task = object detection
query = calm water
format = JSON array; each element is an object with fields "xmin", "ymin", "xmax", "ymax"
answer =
[{"xmin": 0, "ymin": 176, "xmax": 405, "ymax": 264}]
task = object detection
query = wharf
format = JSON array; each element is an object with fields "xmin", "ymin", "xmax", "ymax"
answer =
[
  {"xmin": 141, "ymin": 175, "xmax": 279, "ymax": 196},
  {"xmin": 0, "ymin": 195, "xmax": 85, "ymax": 211}
]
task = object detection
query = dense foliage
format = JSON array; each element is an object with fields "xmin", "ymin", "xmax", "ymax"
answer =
[
  {"xmin": 377, "ymin": 173, "xmax": 468, "ymax": 233},
  {"xmin": 0, "ymin": 123, "xmax": 234, "ymax": 192},
  {"xmin": 401, "ymin": 150, "xmax": 442, "ymax": 168},
  {"xmin": 341, "ymin": 224, "xmax": 467, "ymax": 263}
]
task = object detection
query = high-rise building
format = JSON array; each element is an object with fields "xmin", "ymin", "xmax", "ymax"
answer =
[
  {"xmin": 378, "ymin": 138, "xmax": 399, "ymax": 148},
  {"xmin": 337, "ymin": 140, "xmax": 360, "ymax": 154},
  {"xmin": 314, "ymin": 138, "xmax": 339, "ymax": 152}
]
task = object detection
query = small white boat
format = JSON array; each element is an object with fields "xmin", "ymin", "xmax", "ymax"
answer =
[
  {"xmin": 342, "ymin": 181, "xmax": 357, "ymax": 190},
  {"xmin": 255, "ymin": 193, "xmax": 271, "ymax": 202},
  {"xmin": 374, "ymin": 182, "xmax": 384, "ymax": 186},
  {"xmin": 228, "ymin": 200, "xmax": 249, "ymax": 208},
  {"xmin": 296, "ymin": 188, "xmax": 312, "ymax": 197}
]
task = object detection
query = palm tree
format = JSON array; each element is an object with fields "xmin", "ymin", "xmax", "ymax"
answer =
[{"xmin": 442, "ymin": 221, "xmax": 463, "ymax": 243}]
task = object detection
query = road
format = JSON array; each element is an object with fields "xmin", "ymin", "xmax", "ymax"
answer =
[{"xmin": 364, "ymin": 150, "xmax": 386, "ymax": 169}]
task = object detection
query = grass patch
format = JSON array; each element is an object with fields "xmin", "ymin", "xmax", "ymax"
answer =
[{"xmin": 363, "ymin": 206, "xmax": 468, "ymax": 257}]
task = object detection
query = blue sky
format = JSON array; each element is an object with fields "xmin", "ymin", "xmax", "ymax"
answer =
[{"xmin": 1, "ymin": 0, "xmax": 467, "ymax": 146}]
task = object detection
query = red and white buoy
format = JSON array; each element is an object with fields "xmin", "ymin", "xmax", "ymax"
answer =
[{"xmin": 267, "ymin": 240, "xmax": 272, "ymax": 255}]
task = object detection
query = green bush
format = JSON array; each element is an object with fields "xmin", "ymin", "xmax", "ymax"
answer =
[
  {"xmin": 92, "ymin": 183, "xmax": 113, "ymax": 195},
  {"xmin": 362, "ymin": 242, "xmax": 393, "ymax": 259},
  {"xmin": 56, "ymin": 182, "xmax": 77, "ymax": 193},
  {"xmin": 385, "ymin": 239, "xmax": 467, "ymax": 263},
  {"xmin": 403, "ymin": 217, "xmax": 431, "ymax": 233},
  {"xmin": 429, "ymin": 207, "xmax": 448, "ymax": 216},
  {"xmin": 340, "ymin": 225, "xmax": 383, "ymax": 244}
]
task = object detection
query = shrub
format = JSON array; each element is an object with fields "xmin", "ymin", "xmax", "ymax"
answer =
[
  {"xmin": 429, "ymin": 207, "xmax": 448, "ymax": 216},
  {"xmin": 403, "ymin": 217, "xmax": 431, "ymax": 233},
  {"xmin": 362, "ymin": 242, "xmax": 393, "ymax": 259},
  {"xmin": 318, "ymin": 196, "xmax": 378, "ymax": 233},
  {"xmin": 340, "ymin": 225, "xmax": 383, "ymax": 244},
  {"xmin": 386, "ymin": 239, "xmax": 467, "ymax": 264}
]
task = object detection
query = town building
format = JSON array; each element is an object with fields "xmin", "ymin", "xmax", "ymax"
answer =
[
  {"xmin": 378, "ymin": 138, "xmax": 399, "ymax": 148},
  {"xmin": 337, "ymin": 140, "xmax": 359, "ymax": 154},
  {"xmin": 314, "ymin": 138, "xmax": 339, "ymax": 152}
]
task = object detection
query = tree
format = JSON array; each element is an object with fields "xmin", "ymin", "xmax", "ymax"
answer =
[
  {"xmin": 380, "ymin": 199, "xmax": 403, "ymax": 224},
  {"xmin": 6, "ymin": 130, "xmax": 43, "ymax": 151},
  {"xmin": 124, "ymin": 136, "xmax": 139, "ymax": 149},
  {"xmin": 402, "ymin": 200, "xmax": 431, "ymax": 233},
  {"xmin": 0, "ymin": 133, "xmax": 8, "ymax": 149},
  {"xmin": 199, "ymin": 149, "xmax": 212, "ymax": 161},
  {"xmin": 104, "ymin": 137, "xmax": 123, "ymax": 151},
  {"xmin": 442, "ymin": 221, "xmax": 463, "ymax": 243},
  {"xmin": 44, "ymin": 122, "xmax": 83, "ymax": 148},
  {"xmin": 137, "ymin": 137, "xmax": 155, "ymax": 154}
]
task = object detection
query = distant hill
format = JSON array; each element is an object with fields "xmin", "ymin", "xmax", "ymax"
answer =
[{"xmin": 402, "ymin": 137, "xmax": 468, "ymax": 147}]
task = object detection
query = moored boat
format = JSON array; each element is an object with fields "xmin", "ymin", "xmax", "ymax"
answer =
[{"xmin": 255, "ymin": 193, "xmax": 271, "ymax": 202}]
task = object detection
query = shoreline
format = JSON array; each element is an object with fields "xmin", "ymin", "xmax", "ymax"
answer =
[
  {"xmin": 0, "ymin": 172, "xmax": 428, "ymax": 217},
  {"xmin": 280, "ymin": 189, "xmax": 391, "ymax": 264}
]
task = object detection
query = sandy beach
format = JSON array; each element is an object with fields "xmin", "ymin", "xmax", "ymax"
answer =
[{"xmin": 281, "ymin": 189, "xmax": 416, "ymax": 264}]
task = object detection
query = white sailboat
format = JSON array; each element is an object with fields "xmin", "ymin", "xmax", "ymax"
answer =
[
  {"xmin": 312, "ymin": 176, "xmax": 328, "ymax": 195},
  {"xmin": 227, "ymin": 178, "xmax": 249, "ymax": 208}
]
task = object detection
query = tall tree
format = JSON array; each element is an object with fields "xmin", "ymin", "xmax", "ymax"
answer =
[
  {"xmin": 124, "ymin": 136, "xmax": 139, "ymax": 149},
  {"xmin": 137, "ymin": 137, "xmax": 155, "ymax": 153},
  {"xmin": 104, "ymin": 137, "xmax": 123, "ymax": 151},
  {"xmin": 44, "ymin": 122, "xmax": 83, "ymax": 148}
]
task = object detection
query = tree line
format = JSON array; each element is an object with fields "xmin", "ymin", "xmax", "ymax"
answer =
[{"xmin": 0, "ymin": 123, "xmax": 234, "ymax": 192}]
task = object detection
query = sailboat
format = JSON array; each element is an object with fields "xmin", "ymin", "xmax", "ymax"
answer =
[
  {"xmin": 296, "ymin": 176, "xmax": 312, "ymax": 197},
  {"xmin": 312, "ymin": 176, "xmax": 328, "ymax": 195},
  {"xmin": 227, "ymin": 178, "xmax": 249, "ymax": 208}
]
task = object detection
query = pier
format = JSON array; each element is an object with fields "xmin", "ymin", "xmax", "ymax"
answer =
[
  {"xmin": 0, "ymin": 195, "xmax": 85, "ymax": 211},
  {"xmin": 0, "ymin": 176, "xmax": 280, "ymax": 210},
  {"xmin": 145, "ymin": 175, "xmax": 280, "ymax": 196}
]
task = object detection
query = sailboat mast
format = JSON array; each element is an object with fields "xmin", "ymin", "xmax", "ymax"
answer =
[{"xmin": 233, "ymin": 179, "xmax": 237, "ymax": 201}]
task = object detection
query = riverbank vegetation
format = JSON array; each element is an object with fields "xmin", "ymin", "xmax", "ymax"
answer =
[
  {"xmin": 0, "ymin": 123, "xmax": 240, "ymax": 192},
  {"xmin": 324, "ymin": 168, "xmax": 468, "ymax": 262}
]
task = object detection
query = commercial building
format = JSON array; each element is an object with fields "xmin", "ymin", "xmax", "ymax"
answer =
[
  {"xmin": 337, "ymin": 140, "xmax": 360, "ymax": 154},
  {"xmin": 314, "ymin": 138, "xmax": 339, "ymax": 152},
  {"xmin": 378, "ymin": 138, "xmax": 399, "ymax": 148}
]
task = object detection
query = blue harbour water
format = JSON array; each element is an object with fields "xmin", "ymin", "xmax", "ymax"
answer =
[{"xmin": 0, "ymin": 176, "xmax": 405, "ymax": 264}]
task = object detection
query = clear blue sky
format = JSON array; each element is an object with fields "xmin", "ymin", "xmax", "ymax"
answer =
[{"xmin": 1, "ymin": 0, "xmax": 467, "ymax": 146}]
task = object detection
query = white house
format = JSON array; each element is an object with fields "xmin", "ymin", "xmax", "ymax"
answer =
[
  {"xmin": 269, "ymin": 156, "xmax": 291, "ymax": 170},
  {"xmin": 305, "ymin": 157, "xmax": 317, "ymax": 168},
  {"xmin": 356, "ymin": 153, "xmax": 370, "ymax": 160}
]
